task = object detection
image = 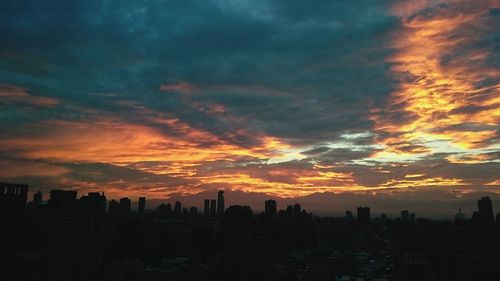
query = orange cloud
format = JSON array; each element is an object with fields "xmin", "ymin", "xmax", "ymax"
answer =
[{"xmin": 371, "ymin": 0, "xmax": 499, "ymax": 158}]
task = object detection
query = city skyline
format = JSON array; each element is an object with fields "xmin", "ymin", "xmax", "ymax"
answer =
[
  {"xmin": 1, "ymin": 1, "xmax": 499, "ymax": 213},
  {"xmin": 2, "ymin": 183, "xmax": 500, "ymax": 280},
  {"xmin": 15, "ymin": 186, "xmax": 499, "ymax": 220}
]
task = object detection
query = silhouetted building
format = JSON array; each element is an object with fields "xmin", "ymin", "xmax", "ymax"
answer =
[
  {"xmin": 33, "ymin": 190, "xmax": 43, "ymax": 205},
  {"xmin": 357, "ymin": 207, "xmax": 370, "ymax": 223},
  {"xmin": 138, "ymin": 197, "xmax": 146, "ymax": 216},
  {"xmin": 401, "ymin": 210, "xmax": 409, "ymax": 222},
  {"xmin": 189, "ymin": 206, "xmax": 198, "ymax": 215},
  {"xmin": 380, "ymin": 213, "xmax": 388, "ymax": 223},
  {"xmin": 49, "ymin": 189, "xmax": 77, "ymax": 206},
  {"xmin": 119, "ymin": 197, "xmax": 131, "ymax": 213},
  {"xmin": 409, "ymin": 212, "xmax": 416, "ymax": 223},
  {"xmin": 204, "ymin": 199, "xmax": 210, "ymax": 217},
  {"xmin": 345, "ymin": 210, "xmax": 353, "ymax": 220},
  {"xmin": 265, "ymin": 199, "xmax": 277, "ymax": 217},
  {"xmin": 174, "ymin": 201, "xmax": 182, "ymax": 215},
  {"xmin": 45, "ymin": 190, "xmax": 107, "ymax": 281},
  {"xmin": 217, "ymin": 190, "xmax": 225, "ymax": 217},
  {"xmin": 477, "ymin": 196, "xmax": 494, "ymax": 224},
  {"xmin": 293, "ymin": 203, "xmax": 302, "ymax": 216},
  {"xmin": 210, "ymin": 199, "xmax": 216, "ymax": 217},
  {"xmin": 0, "ymin": 183, "xmax": 28, "ymax": 280},
  {"xmin": 157, "ymin": 203, "xmax": 172, "ymax": 219},
  {"xmin": 454, "ymin": 208, "xmax": 466, "ymax": 222},
  {"xmin": 223, "ymin": 205, "xmax": 254, "ymax": 281},
  {"xmin": 108, "ymin": 199, "xmax": 119, "ymax": 215}
]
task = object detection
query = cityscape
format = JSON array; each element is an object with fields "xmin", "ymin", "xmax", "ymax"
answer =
[
  {"xmin": 1, "ymin": 182, "xmax": 499, "ymax": 281},
  {"xmin": 1, "ymin": 0, "xmax": 499, "ymax": 281}
]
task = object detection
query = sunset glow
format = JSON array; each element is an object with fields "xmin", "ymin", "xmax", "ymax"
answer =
[{"xmin": 0, "ymin": 0, "xmax": 498, "ymax": 202}]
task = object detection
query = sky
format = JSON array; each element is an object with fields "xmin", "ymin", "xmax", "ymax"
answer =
[{"xmin": 0, "ymin": 0, "xmax": 499, "ymax": 216}]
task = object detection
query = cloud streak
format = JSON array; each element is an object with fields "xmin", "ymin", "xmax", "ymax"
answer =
[{"xmin": 0, "ymin": 0, "xmax": 498, "ymax": 205}]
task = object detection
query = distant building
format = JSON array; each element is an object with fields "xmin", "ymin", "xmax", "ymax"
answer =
[
  {"xmin": 108, "ymin": 199, "xmax": 119, "ymax": 215},
  {"xmin": 409, "ymin": 212, "xmax": 416, "ymax": 223},
  {"xmin": 0, "ymin": 183, "xmax": 28, "ymax": 280},
  {"xmin": 401, "ymin": 210, "xmax": 410, "ymax": 222},
  {"xmin": 174, "ymin": 201, "xmax": 182, "ymax": 215},
  {"xmin": 138, "ymin": 197, "xmax": 146, "ymax": 215},
  {"xmin": 265, "ymin": 199, "xmax": 277, "ymax": 217},
  {"xmin": 345, "ymin": 210, "xmax": 353, "ymax": 220},
  {"xmin": 293, "ymin": 204, "xmax": 302, "ymax": 216},
  {"xmin": 210, "ymin": 199, "xmax": 217, "ymax": 217},
  {"xmin": 357, "ymin": 207, "xmax": 370, "ymax": 223},
  {"xmin": 119, "ymin": 197, "xmax": 131, "ymax": 213},
  {"xmin": 217, "ymin": 190, "xmax": 225, "ymax": 217},
  {"xmin": 189, "ymin": 206, "xmax": 198, "ymax": 215},
  {"xmin": 204, "ymin": 199, "xmax": 210, "ymax": 217},
  {"xmin": 477, "ymin": 196, "xmax": 494, "ymax": 224},
  {"xmin": 157, "ymin": 203, "xmax": 171, "ymax": 219},
  {"xmin": 33, "ymin": 190, "xmax": 43, "ymax": 205},
  {"xmin": 454, "ymin": 209, "xmax": 466, "ymax": 222},
  {"xmin": 380, "ymin": 213, "xmax": 388, "ymax": 222}
]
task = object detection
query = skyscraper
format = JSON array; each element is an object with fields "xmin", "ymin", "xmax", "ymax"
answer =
[
  {"xmin": 0, "ymin": 183, "xmax": 28, "ymax": 280},
  {"xmin": 265, "ymin": 199, "xmax": 277, "ymax": 217},
  {"xmin": 293, "ymin": 203, "xmax": 302, "ymax": 216},
  {"xmin": 477, "ymin": 196, "xmax": 494, "ymax": 224},
  {"xmin": 204, "ymin": 199, "xmax": 210, "ymax": 217},
  {"xmin": 217, "ymin": 190, "xmax": 225, "ymax": 217},
  {"xmin": 45, "ymin": 190, "xmax": 107, "ymax": 281},
  {"xmin": 108, "ymin": 199, "xmax": 119, "ymax": 216},
  {"xmin": 138, "ymin": 197, "xmax": 146, "ymax": 215},
  {"xmin": 357, "ymin": 207, "xmax": 370, "ymax": 223},
  {"xmin": 119, "ymin": 197, "xmax": 131, "ymax": 213},
  {"xmin": 174, "ymin": 201, "xmax": 182, "ymax": 215},
  {"xmin": 401, "ymin": 210, "xmax": 409, "ymax": 222},
  {"xmin": 210, "ymin": 199, "xmax": 216, "ymax": 217},
  {"xmin": 33, "ymin": 190, "xmax": 43, "ymax": 205}
]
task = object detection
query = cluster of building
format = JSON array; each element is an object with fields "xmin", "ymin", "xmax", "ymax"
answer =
[{"xmin": 2, "ymin": 181, "xmax": 500, "ymax": 281}]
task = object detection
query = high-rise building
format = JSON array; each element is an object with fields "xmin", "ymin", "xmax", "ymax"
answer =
[
  {"xmin": 265, "ymin": 199, "xmax": 277, "ymax": 217},
  {"xmin": 119, "ymin": 197, "xmax": 131, "ymax": 213},
  {"xmin": 293, "ymin": 203, "xmax": 302, "ymax": 216},
  {"xmin": 108, "ymin": 199, "xmax": 119, "ymax": 215},
  {"xmin": 33, "ymin": 190, "xmax": 43, "ymax": 205},
  {"xmin": 345, "ymin": 210, "xmax": 353, "ymax": 220},
  {"xmin": 0, "ymin": 183, "xmax": 28, "ymax": 280},
  {"xmin": 401, "ymin": 210, "xmax": 409, "ymax": 222},
  {"xmin": 454, "ymin": 209, "xmax": 466, "ymax": 222},
  {"xmin": 217, "ymin": 190, "xmax": 225, "ymax": 217},
  {"xmin": 204, "ymin": 199, "xmax": 210, "ymax": 217},
  {"xmin": 138, "ymin": 197, "xmax": 146, "ymax": 215},
  {"xmin": 357, "ymin": 207, "xmax": 370, "ymax": 223},
  {"xmin": 45, "ymin": 190, "xmax": 107, "ymax": 281},
  {"xmin": 157, "ymin": 203, "xmax": 171, "ymax": 219},
  {"xmin": 477, "ymin": 196, "xmax": 494, "ymax": 224},
  {"xmin": 174, "ymin": 201, "xmax": 182, "ymax": 215},
  {"xmin": 32, "ymin": 190, "xmax": 107, "ymax": 280},
  {"xmin": 210, "ymin": 199, "xmax": 216, "ymax": 217}
]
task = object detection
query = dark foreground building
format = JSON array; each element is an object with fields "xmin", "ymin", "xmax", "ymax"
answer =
[{"xmin": 0, "ymin": 183, "xmax": 28, "ymax": 280}]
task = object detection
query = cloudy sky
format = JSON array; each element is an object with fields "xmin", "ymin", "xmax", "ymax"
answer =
[{"xmin": 1, "ymin": 0, "xmax": 499, "ymax": 214}]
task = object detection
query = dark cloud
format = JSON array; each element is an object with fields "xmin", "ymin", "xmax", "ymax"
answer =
[{"xmin": 0, "ymin": 0, "xmax": 498, "ymax": 205}]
